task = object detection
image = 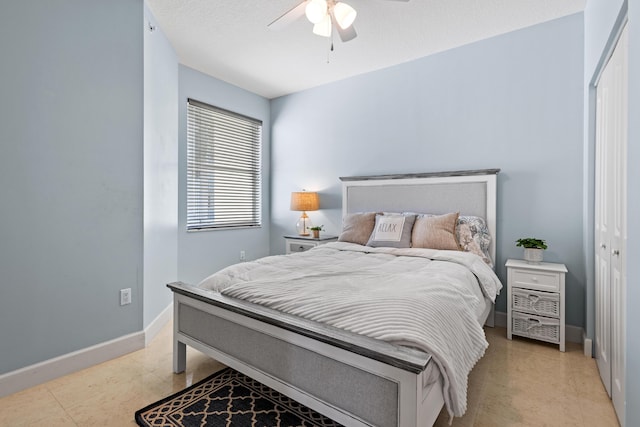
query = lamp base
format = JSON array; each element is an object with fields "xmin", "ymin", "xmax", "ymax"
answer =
[{"xmin": 296, "ymin": 212, "xmax": 313, "ymax": 236}]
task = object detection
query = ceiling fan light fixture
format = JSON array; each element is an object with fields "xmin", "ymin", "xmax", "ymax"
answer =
[
  {"xmin": 312, "ymin": 14, "xmax": 332, "ymax": 37},
  {"xmin": 305, "ymin": 0, "xmax": 328, "ymax": 24},
  {"xmin": 333, "ymin": 2, "xmax": 357, "ymax": 29}
]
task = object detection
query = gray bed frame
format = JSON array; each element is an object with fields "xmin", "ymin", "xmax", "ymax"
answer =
[{"xmin": 168, "ymin": 169, "xmax": 499, "ymax": 427}]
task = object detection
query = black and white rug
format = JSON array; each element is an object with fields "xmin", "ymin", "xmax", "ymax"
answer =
[{"xmin": 135, "ymin": 367, "xmax": 342, "ymax": 427}]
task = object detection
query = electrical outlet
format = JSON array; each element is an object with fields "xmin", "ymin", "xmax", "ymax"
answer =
[
  {"xmin": 120, "ymin": 288, "xmax": 132, "ymax": 306},
  {"xmin": 240, "ymin": 250, "xmax": 246, "ymax": 261}
]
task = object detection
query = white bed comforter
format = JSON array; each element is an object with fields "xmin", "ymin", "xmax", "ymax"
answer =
[{"xmin": 198, "ymin": 242, "xmax": 502, "ymax": 418}]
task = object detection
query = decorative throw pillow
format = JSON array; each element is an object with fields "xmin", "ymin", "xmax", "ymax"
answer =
[
  {"xmin": 411, "ymin": 212, "xmax": 460, "ymax": 250},
  {"xmin": 338, "ymin": 212, "xmax": 377, "ymax": 246},
  {"xmin": 456, "ymin": 215, "xmax": 493, "ymax": 266},
  {"xmin": 366, "ymin": 213, "xmax": 416, "ymax": 248},
  {"xmin": 457, "ymin": 223, "xmax": 492, "ymax": 263}
]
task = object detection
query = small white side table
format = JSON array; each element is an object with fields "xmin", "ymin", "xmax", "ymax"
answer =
[
  {"xmin": 284, "ymin": 234, "xmax": 338, "ymax": 254},
  {"xmin": 506, "ymin": 259, "xmax": 568, "ymax": 352}
]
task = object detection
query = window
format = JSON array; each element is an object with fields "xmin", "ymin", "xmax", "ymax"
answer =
[{"xmin": 186, "ymin": 99, "xmax": 262, "ymax": 231}]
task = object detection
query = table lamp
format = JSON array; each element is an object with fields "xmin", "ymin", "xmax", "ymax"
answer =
[{"xmin": 290, "ymin": 191, "xmax": 319, "ymax": 236}]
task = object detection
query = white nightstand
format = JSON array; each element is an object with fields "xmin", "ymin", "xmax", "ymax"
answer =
[
  {"xmin": 506, "ymin": 259, "xmax": 568, "ymax": 352},
  {"xmin": 284, "ymin": 234, "xmax": 338, "ymax": 254}
]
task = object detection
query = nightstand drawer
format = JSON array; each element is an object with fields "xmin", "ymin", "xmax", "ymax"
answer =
[
  {"xmin": 512, "ymin": 312, "xmax": 560, "ymax": 344},
  {"xmin": 512, "ymin": 269, "xmax": 560, "ymax": 292},
  {"xmin": 288, "ymin": 242, "xmax": 315, "ymax": 253},
  {"xmin": 512, "ymin": 288, "xmax": 560, "ymax": 318}
]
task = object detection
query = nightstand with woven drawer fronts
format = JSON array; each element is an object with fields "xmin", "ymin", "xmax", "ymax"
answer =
[
  {"xmin": 506, "ymin": 259, "xmax": 568, "ymax": 351},
  {"xmin": 284, "ymin": 234, "xmax": 338, "ymax": 254}
]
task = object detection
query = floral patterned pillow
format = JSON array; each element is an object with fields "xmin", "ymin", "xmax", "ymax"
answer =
[{"xmin": 456, "ymin": 216, "xmax": 492, "ymax": 267}]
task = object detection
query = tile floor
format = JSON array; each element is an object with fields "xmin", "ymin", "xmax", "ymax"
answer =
[
  {"xmin": 0, "ymin": 323, "xmax": 619, "ymax": 427},
  {"xmin": 434, "ymin": 327, "xmax": 619, "ymax": 426}
]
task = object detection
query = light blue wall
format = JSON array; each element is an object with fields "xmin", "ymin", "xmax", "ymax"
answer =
[
  {"xmin": 270, "ymin": 14, "xmax": 585, "ymax": 326},
  {"xmin": 143, "ymin": 6, "xmax": 178, "ymax": 327},
  {"xmin": 0, "ymin": 0, "xmax": 143, "ymax": 374},
  {"xmin": 177, "ymin": 66, "xmax": 271, "ymax": 285}
]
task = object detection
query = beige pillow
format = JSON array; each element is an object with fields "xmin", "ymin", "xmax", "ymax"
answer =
[
  {"xmin": 338, "ymin": 212, "xmax": 377, "ymax": 246},
  {"xmin": 411, "ymin": 212, "xmax": 461, "ymax": 250}
]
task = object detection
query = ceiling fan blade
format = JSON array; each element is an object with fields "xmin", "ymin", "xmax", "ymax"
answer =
[
  {"xmin": 268, "ymin": 1, "xmax": 308, "ymax": 30},
  {"xmin": 330, "ymin": 13, "xmax": 357, "ymax": 42},
  {"xmin": 337, "ymin": 23, "xmax": 357, "ymax": 42}
]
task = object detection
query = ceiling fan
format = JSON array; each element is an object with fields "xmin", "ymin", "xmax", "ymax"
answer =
[{"xmin": 268, "ymin": 0, "xmax": 409, "ymax": 43}]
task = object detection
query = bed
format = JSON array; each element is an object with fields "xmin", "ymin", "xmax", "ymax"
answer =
[{"xmin": 168, "ymin": 169, "xmax": 501, "ymax": 427}]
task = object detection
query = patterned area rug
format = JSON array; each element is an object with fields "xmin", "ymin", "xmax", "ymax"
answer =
[{"xmin": 135, "ymin": 367, "xmax": 342, "ymax": 427}]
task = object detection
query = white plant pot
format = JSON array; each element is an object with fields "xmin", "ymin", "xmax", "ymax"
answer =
[{"xmin": 524, "ymin": 248, "xmax": 544, "ymax": 264}]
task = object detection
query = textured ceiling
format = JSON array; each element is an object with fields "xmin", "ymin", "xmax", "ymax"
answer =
[{"xmin": 146, "ymin": 0, "xmax": 585, "ymax": 99}]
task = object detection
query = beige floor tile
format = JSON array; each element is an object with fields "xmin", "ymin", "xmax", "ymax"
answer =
[
  {"xmin": 0, "ymin": 385, "xmax": 70, "ymax": 427},
  {"xmin": 434, "ymin": 326, "xmax": 618, "ymax": 427},
  {"xmin": 488, "ymin": 352, "xmax": 577, "ymax": 397},
  {"xmin": 573, "ymin": 364, "xmax": 611, "ymax": 401},
  {"xmin": 62, "ymin": 375, "xmax": 169, "ymax": 427},
  {"xmin": 578, "ymin": 397, "xmax": 620, "ymax": 427},
  {"xmin": 20, "ymin": 414, "xmax": 78, "ymax": 427},
  {"xmin": 46, "ymin": 362, "xmax": 151, "ymax": 409},
  {"xmin": 0, "ymin": 385, "xmax": 75, "ymax": 427},
  {"xmin": 478, "ymin": 376, "xmax": 584, "ymax": 427}
]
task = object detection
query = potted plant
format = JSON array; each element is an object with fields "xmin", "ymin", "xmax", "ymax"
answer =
[
  {"xmin": 309, "ymin": 225, "xmax": 324, "ymax": 239},
  {"xmin": 516, "ymin": 238, "xmax": 548, "ymax": 264}
]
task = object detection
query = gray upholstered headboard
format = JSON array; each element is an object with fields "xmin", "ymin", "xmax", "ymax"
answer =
[{"xmin": 340, "ymin": 169, "xmax": 499, "ymax": 264}]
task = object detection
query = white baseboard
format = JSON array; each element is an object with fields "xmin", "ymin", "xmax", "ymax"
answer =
[
  {"xmin": 0, "ymin": 302, "xmax": 173, "ymax": 399},
  {"xmin": 494, "ymin": 311, "xmax": 584, "ymax": 344},
  {"xmin": 583, "ymin": 331, "xmax": 593, "ymax": 357},
  {"xmin": 145, "ymin": 302, "xmax": 173, "ymax": 346},
  {"xmin": 0, "ymin": 331, "xmax": 144, "ymax": 398}
]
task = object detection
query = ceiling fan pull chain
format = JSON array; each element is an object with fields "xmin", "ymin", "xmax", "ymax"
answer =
[{"xmin": 326, "ymin": 25, "xmax": 334, "ymax": 63}]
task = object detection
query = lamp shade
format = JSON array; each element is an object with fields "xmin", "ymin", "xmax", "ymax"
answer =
[
  {"xmin": 312, "ymin": 14, "xmax": 332, "ymax": 37},
  {"xmin": 290, "ymin": 192, "xmax": 320, "ymax": 211},
  {"xmin": 305, "ymin": 0, "xmax": 328, "ymax": 24},
  {"xmin": 333, "ymin": 2, "xmax": 357, "ymax": 29}
]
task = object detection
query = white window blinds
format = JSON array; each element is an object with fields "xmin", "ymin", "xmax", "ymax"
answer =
[{"xmin": 187, "ymin": 99, "xmax": 262, "ymax": 231}]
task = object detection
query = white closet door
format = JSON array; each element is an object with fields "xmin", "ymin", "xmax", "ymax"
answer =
[
  {"xmin": 595, "ymin": 24, "xmax": 627, "ymax": 426},
  {"xmin": 609, "ymin": 25, "xmax": 627, "ymax": 426},
  {"xmin": 595, "ymin": 56, "xmax": 612, "ymax": 397}
]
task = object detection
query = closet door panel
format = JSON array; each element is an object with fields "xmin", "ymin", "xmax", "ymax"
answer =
[
  {"xmin": 595, "ymin": 24, "xmax": 627, "ymax": 426},
  {"xmin": 609, "ymin": 25, "xmax": 628, "ymax": 426},
  {"xmin": 595, "ymin": 67, "xmax": 612, "ymax": 396}
]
